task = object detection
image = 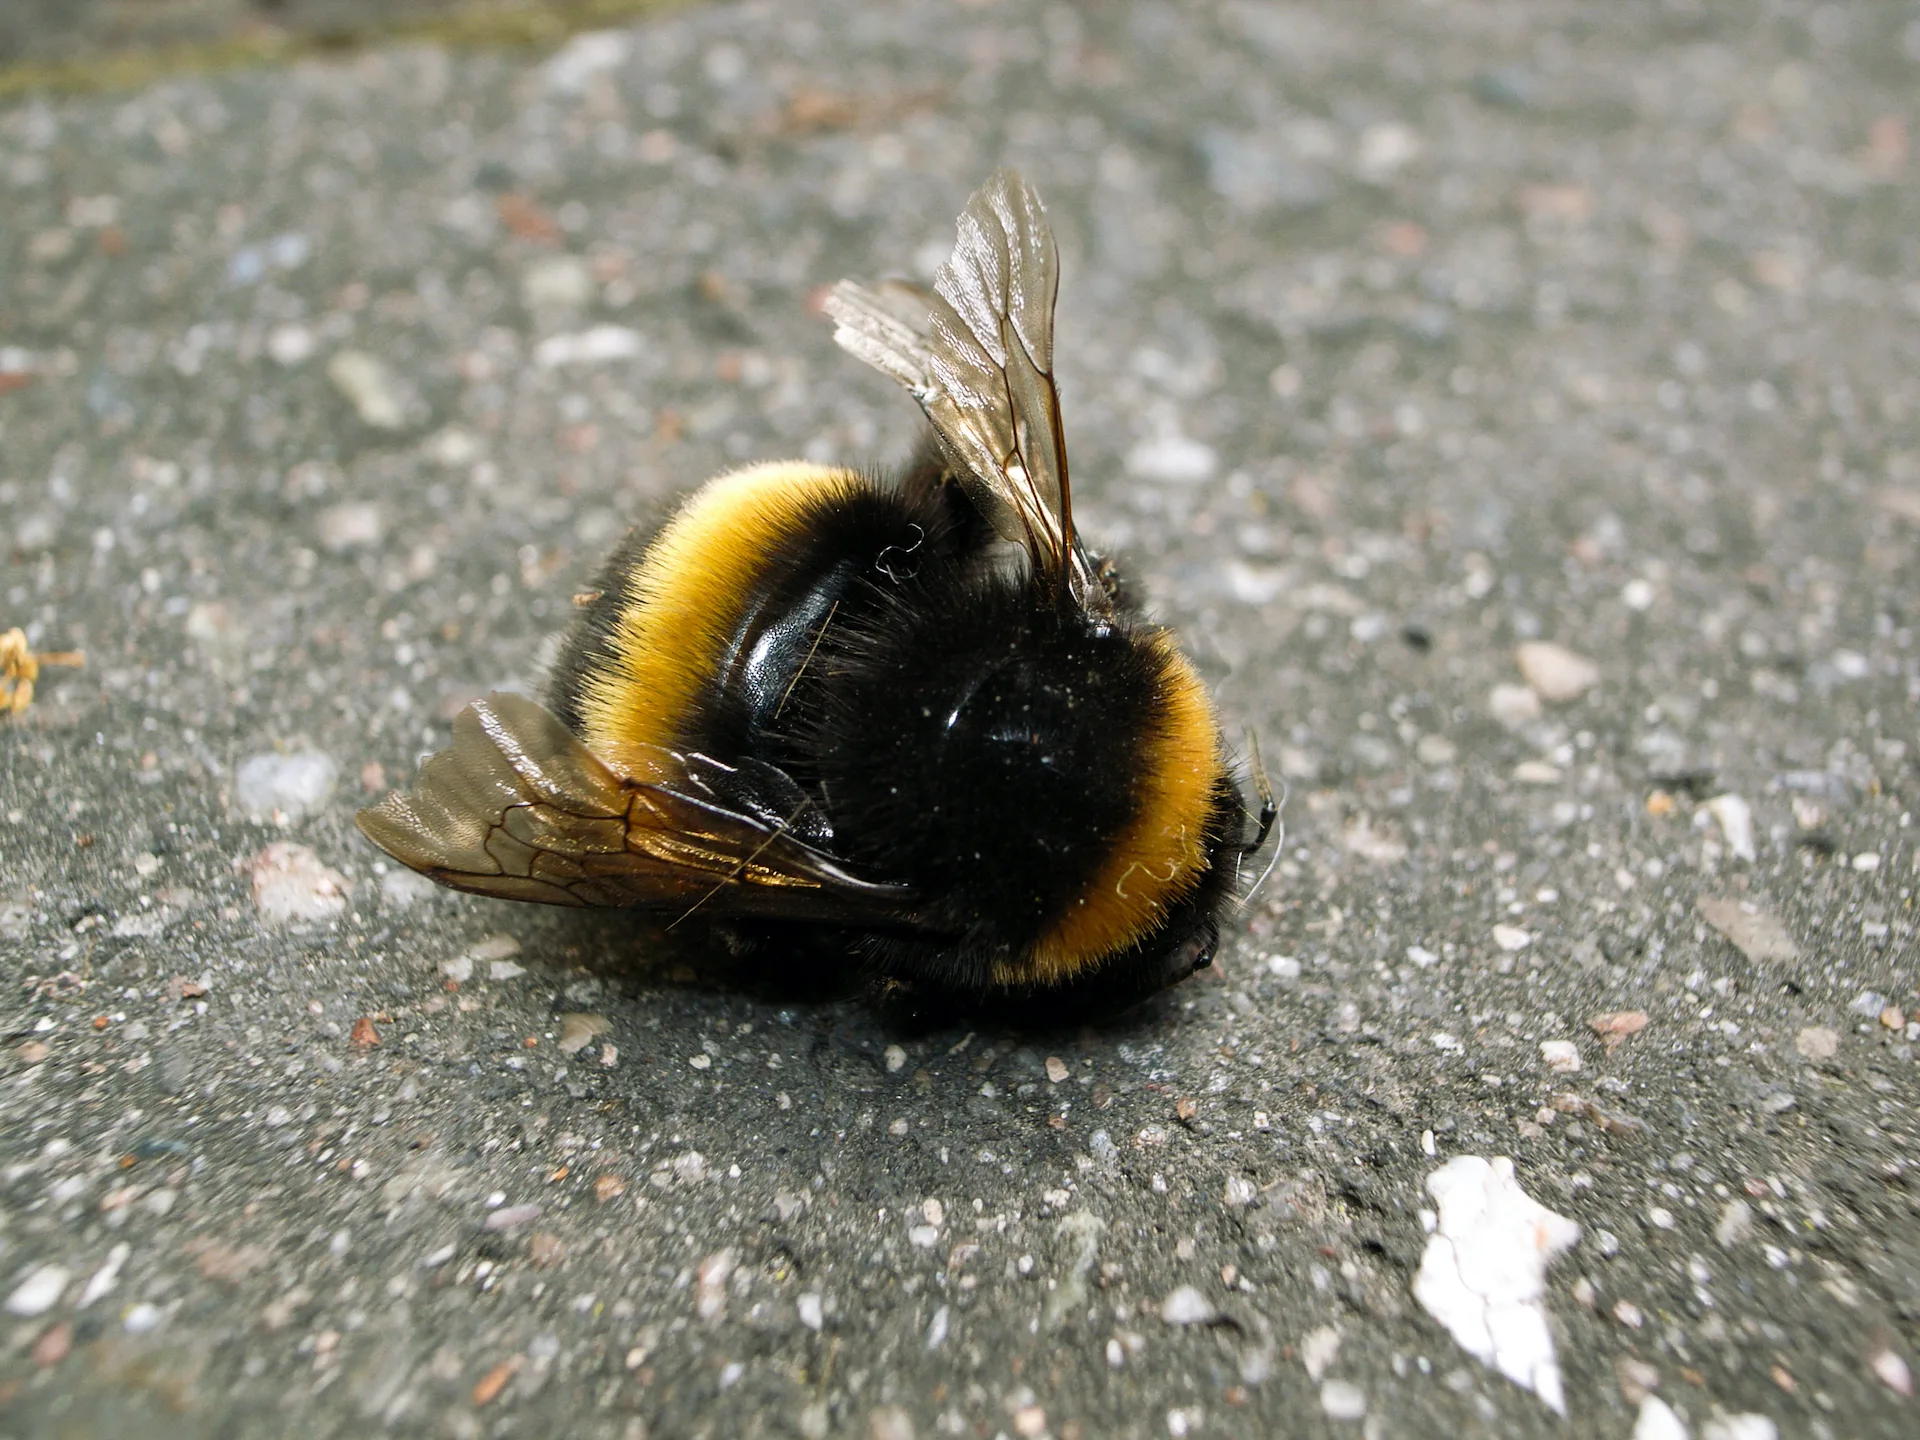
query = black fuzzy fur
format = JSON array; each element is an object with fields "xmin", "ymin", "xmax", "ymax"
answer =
[{"xmin": 547, "ymin": 437, "xmax": 1258, "ymax": 1019}]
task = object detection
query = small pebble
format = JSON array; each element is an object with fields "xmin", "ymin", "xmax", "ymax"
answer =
[
  {"xmin": 315, "ymin": 501, "xmax": 384, "ymax": 552},
  {"xmin": 234, "ymin": 751, "xmax": 338, "ymax": 823},
  {"xmin": 1851, "ymin": 851, "xmax": 1881, "ymax": 872},
  {"xmin": 1621, "ymin": 578, "xmax": 1657, "ymax": 612},
  {"xmin": 1794, "ymin": 1027, "xmax": 1839, "ymax": 1061},
  {"xmin": 380, "ymin": 868, "xmax": 437, "ymax": 910},
  {"xmin": 1045, "ymin": 1056, "xmax": 1069, "ymax": 1083},
  {"xmin": 1161, "ymin": 1285, "xmax": 1217, "ymax": 1326},
  {"xmin": 1699, "ymin": 1414, "xmax": 1778, "ymax": 1440},
  {"xmin": 123, "ymin": 1301, "xmax": 163, "ymax": 1333},
  {"xmin": 1319, "ymin": 1380, "xmax": 1367, "ymax": 1421},
  {"xmin": 1714, "ymin": 1200, "xmax": 1753, "ymax": 1248},
  {"xmin": 1591, "ymin": 1011, "xmax": 1650, "ymax": 1048},
  {"xmin": 1515, "ymin": 642, "xmax": 1600, "ymax": 702},
  {"xmin": 1489, "ymin": 683, "xmax": 1542, "ymax": 727},
  {"xmin": 1614, "ymin": 1299, "xmax": 1644, "ymax": 1328},
  {"xmin": 1702, "ymin": 794, "xmax": 1757, "ymax": 862},
  {"xmin": 1512, "ymin": 760, "xmax": 1562, "ymax": 784},
  {"xmin": 1634, "ymin": 1396, "xmax": 1689, "ymax": 1440},
  {"xmin": 1697, "ymin": 896, "xmax": 1799, "ymax": 964},
  {"xmin": 6, "ymin": 1264, "xmax": 70, "ymax": 1317},
  {"xmin": 1870, "ymin": 1348, "xmax": 1913, "ymax": 1397},
  {"xmin": 1300, "ymin": 1325, "xmax": 1341, "ymax": 1381},
  {"xmin": 797, "ymin": 1293, "xmax": 824, "ymax": 1331},
  {"xmin": 484, "ymin": 1204, "xmax": 543, "ymax": 1232},
  {"xmin": 1540, "ymin": 1040, "xmax": 1581, "ymax": 1073},
  {"xmin": 1492, "ymin": 925, "xmax": 1531, "ymax": 952},
  {"xmin": 884, "ymin": 1044, "xmax": 906, "ymax": 1073},
  {"xmin": 31, "ymin": 1320, "xmax": 72, "ymax": 1368},
  {"xmin": 242, "ymin": 842, "xmax": 349, "ymax": 924},
  {"xmin": 522, "ymin": 254, "xmax": 595, "ymax": 310},
  {"xmin": 1125, "ymin": 434, "xmax": 1218, "ymax": 485},
  {"xmin": 558, "ymin": 1014, "xmax": 611, "ymax": 1055},
  {"xmin": 326, "ymin": 349, "xmax": 408, "ymax": 430},
  {"xmin": 534, "ymin": 326, "xmax": 643, "ymax": 368}
]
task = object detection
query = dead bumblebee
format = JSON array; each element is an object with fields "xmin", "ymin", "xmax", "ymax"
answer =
[{"xmin": 358, "ymin": 171, "xmax": 1274, "ymax": 1017}]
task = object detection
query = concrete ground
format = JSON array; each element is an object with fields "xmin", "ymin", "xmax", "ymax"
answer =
[{"xmin": 3, "ymin": 1, "xmax": 1918, "ymax": 1437}]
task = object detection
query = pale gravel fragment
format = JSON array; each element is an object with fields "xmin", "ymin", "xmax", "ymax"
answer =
[
  {"xmin": 1702, "ymin": 794, "xmax": 1757, "ymax": 861},
  {"xmin": 1714, "ymin": 1200, "xmax": 1753, "ymax": 1248},
  {"xmin": 1125, "ymin": 434, "xmax": 1218, "ymax": 484},
  {"xmin": 1870, "ymin": 1348, "xmax": 1913, "ymax": 1396},
  {"xmin": 233, "ymin": 751, "xmax": 337, "ymax": 823},
  {"xmin": 1300, "ymin": 1324, "xmax": 1341, "ymax": 1381},
  {"xmin": 242, "ymin": 842, "xmax": 349, "ymax": 925},
  {"xmin": 796, "ymin": 1293, "xmax": 824, "ymax": 1331},
  {"xmin": 1696, "ymin": 896, "xmax": 1799, "ymax": 964},
  {"xmin": 1515, "ymin": 641, "xmax": 1600, "ymax": 702},
  {"xmin": 557, "ymin": 1014, "xmax": 611, "ymax": 1055},
  {"xmin": 1699, "ymin": 1414, "xmax": 1777, "ymax": 1440},
  {"xmin": 78, "ymin": 1243, "xmax": 129, "ymax": 1307},
  {"xmin": 1412, "ymin": 1155, "xmax": 1580, "ymax": 1414},
  {"xmin": 1634, "ymin": 1396, "xmax": 1691, "ymax": 1440},
  {"xmin": 533, "ymin": 325, "xmax": 643, "ymax": 367},
  {"xmin": 326, "ymin": 349, "xmax": 407, "ymax": 429},
  {"xmin": 1489, "ymin": 683, "xmax": 1542, "ymax": 727},
  {"xmin": 1318, "ymin": 1379, "xmax": 1367, "ymax": 1420},
  {"xmin": 1795, "ymin": 1026, "xmax": 1840, "ymax": 1061},
  {"xmin": 314, "ymin": 501, "xmax": 384, "ymax": 552},
  {"xmin": 1160, "ymin": 1285, "xmax": 1217, "ymax": 1326},
  {"xmin": 1540, "ymin": 1040, "xmax": 1581, "ymax": 1073},
  {"xmin": 6, "ymin": 1263, "xmax": 69, "ymax": 1317}
]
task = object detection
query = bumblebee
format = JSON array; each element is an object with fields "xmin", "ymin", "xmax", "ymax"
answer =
[{"xmin": 358, "ymin": 171, "xmax": 1274, "ymax": 1017}]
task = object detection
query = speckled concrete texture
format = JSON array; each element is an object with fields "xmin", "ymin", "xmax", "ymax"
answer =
[{"xmin": 2, "ymin": 3, "xmax": 1918, "ymax": 1437}]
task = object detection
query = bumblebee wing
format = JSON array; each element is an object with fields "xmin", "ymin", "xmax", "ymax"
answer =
[
  {"xmin": 826, "ymin": 169, "xmax": 1103, "ymax": 611},
  {"xmin": 356, "ymin": 692, "xmax": 918, "ymax": 924}
]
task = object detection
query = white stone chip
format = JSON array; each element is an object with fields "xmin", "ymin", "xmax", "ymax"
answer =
[
  {"xmin": 1160, "ymin": 1285, "xmax": 1217, "ymax": 1326},
  {"xmin": 1540, "ymin": 1040, "xmax": 1581, "ymax": 1073},
  {"xmin": 1699, "ymin": 1414, "xmax": 1778, "ymax": 1440},
  {"xmin": 1300, "ymin": 1324, "xmax": 1341, "ymax": 1381},
  {"xmin": 234, "ymin": 751, "xmax": 338, "ymax": 823},
  {"xmin": 1633, "ymin": 1396, "xmax": 1690, "ymax": 1440},
  {"xmin": 534, "ymin": 325, "xmax": 643, "ymax": 368},
  {"xmin": 1702, "ymin": 794, "xmax": 1757, "ymax": 862},
  {"xmin": 1489, "ymin": 683, "xmax": 1543, "ymax": 728},
  {"xmin": 542, "ymin": 30, "xmax": 632, "ymax": 93},
  {"xmin": 1412, "ymin": 1155, "xmax": 1580, "ymax": 1414},
  {"xmin": 1515, "ymin": 642, "xmax": 1600, "ymax": 702},
  {"xmin": 79, "ymin": 1243, "xmax": 130, "ymax": 1307},
  {"xmin": 242, "ymin": 842, "xmax": 349, "ymax": 924},
  {"xmin": 1319, "ymin": 1379, "xmax": 1367, "ymax": 1420},
  {"xmin": 6, "ymin": 1263, "xmax": 69, "ymax": 1317},
  {"xmin": 1714, "ymin": 1200, "xmax": 1753, "ymax": 1248},
  {"xmin": 1125, "ymin": 434, "xmax": 1218, "ymax": 485},
  {"xmin": 327, "ymin": 349, "xmax": 407, "ymax": 430},
  {"xmin": 796, "ymin": 1292, "xmax": 824, "ymax": 1331},
  {"xmin": 1870, "ymin": 1348, "xmax": 1913, "ymax": 1396},
  {"xmin": 1492, "ymin": 925, "xmax": 1532, "ymax": 952}
]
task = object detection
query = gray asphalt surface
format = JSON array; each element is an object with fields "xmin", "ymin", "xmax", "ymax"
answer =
[{"xmin": 4, "ymin": 2, "xmax": 1919, "ymax": 1437}]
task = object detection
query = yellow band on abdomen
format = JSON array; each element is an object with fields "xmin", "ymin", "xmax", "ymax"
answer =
[{"xmin": 577, "ymin": 461, "xmax": 864, "ymax": 779}]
